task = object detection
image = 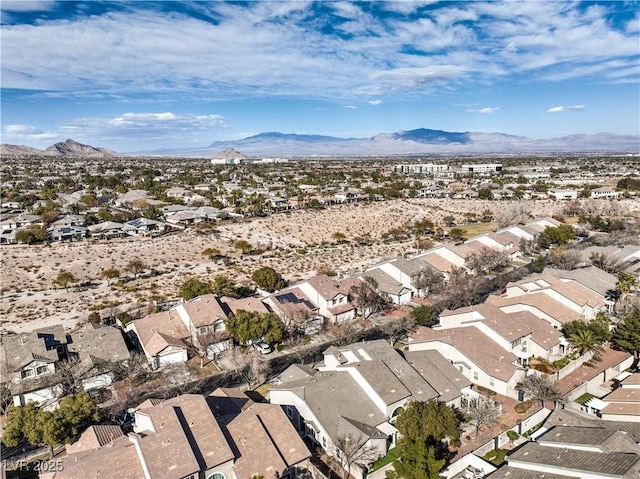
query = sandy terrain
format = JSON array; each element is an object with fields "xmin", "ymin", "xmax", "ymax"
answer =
[{"xmin": 3, "ymin": 197, "xmax": 633, "ymax": 332}]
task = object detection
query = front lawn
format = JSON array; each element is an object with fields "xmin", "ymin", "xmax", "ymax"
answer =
[
  {"xmin": 484, "ymin": 448, "xmax": 508, "ymax": 466},
  {"xmin": 369, "ymin": 448, "xmax": 398, "ymax": 472}
]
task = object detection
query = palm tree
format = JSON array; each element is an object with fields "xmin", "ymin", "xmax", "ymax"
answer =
[{"xmin": 568, "ymin": 328, "xmax": 605, "ymax": 361}]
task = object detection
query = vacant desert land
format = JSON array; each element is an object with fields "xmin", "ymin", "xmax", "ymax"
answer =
[{"xmin": 1, "ymin": 197, "xmax": 626, "ymax": 332}]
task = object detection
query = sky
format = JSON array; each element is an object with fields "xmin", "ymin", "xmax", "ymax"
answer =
[{"xmin": 1, "ymin": 0, "xmax": 639, "ymax": 152}]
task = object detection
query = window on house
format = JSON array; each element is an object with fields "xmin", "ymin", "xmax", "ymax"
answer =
[
  {"xmin": 198, "ymin": 326, "xmax": 208, "ymax": 334},
  {"xmin": 36, "ymin": 365, "xmax": 49, "ymax": 375},
  {"xmin": 489, "ymin": 377, "xmax": 495, "ymax": 387},
  {"xmin": 322, "ymin": 436, "xmax": 327, "ymax": 447},
  {"xmin": 473, "ymin": 371, "xmax": 479, "ymax": 381},
  {"xmin": 214, "ymin": 322, "xmax": 225, "ymax": 332},
  {"xmin": 21, "ymin": 369, "xmax": 34, "ymax": 379},
  {"xmin": 458, "ymin": 365, "xmax": 464, "ymax": 373},
  {"xmin": 206, "ymin": 473, "xmax": 225, "ymax": 479},
  {"xmin": 286, "ymin": 406, "xmax": 294, "ymax": 419}
]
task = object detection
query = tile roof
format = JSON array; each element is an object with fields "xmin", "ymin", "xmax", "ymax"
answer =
[
  {"xmin": 67, "ymin": 323, "xmax": 130, "ymax": 364},
  {"xmin": 227, "ymin": 403, "xmax": 311, "ymax": 479},
  {"xmin": 1, "ymin": 325, "xmax": 64, "ymax": 372},
  {"xmin": 65, "ymin": 425, "xmax": 125, "ymax": 455},
  {"xmin": 404, "ymin": 349, "xmax": 472, "ymax": 403},
  {"xmin": 545, "ymin": 266, "xmax": 617, "ymax": 297},
  {"xmin": 268, "ymin": 287, "xmax": 317, "ymax": 317},
  {"xmin": 409, "ymin": 326, "xmax": 520, "ymax": 382},
  {"xmin": 485, "ymin": 293, "xmax": 579, "ymax": 324},
  {"xmin": 271, "ymin": 370, "xmax": 388, "ymax": 443},
  {"xmin": 131, "ymin": 310, "xmax": 190, "ymax": 354},
  {"xmin": 306, "ymin": 274, "xmax": 344, "ymax": 300},
  {"xmin": 362, "ymin": 268, "xmax": 411, "ymax": 296},
  {"xmin": 221, "ymin": 296, "xmax": 270, "ymax": 315},
  {"xmin": 56, "ymin": 435, "xmax": 146, "ymax": 479},
  {"xmin": 421, "ymin": 252, "xmax": 457, "ymax": 273},
  {"xmin": 507, "ymin": 441, "xmax": 640, "ymax": 477},
  {"xmin": 180, "ymin": 294, "xmax": 228, "ymax": 327},
  {"xmin": 542, "ymin": 408, "xmax": 640, "ymax": 443}
]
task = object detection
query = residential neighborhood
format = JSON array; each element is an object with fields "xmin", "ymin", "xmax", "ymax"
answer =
[{"xmin": 1, "ymin": 153, "xmax": 640, "ymax": 479}]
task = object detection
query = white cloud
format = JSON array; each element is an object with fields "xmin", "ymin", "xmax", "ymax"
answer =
[
  {"xmin": 343, "ymin": 105, "xmax": 357, "ymax": 109},
  {"xmin": 57, "ymin": 112, "xmax": 228, "ymax": 143},
  {"xmin": 369, "ymin": 100, "xmax": 383, "ymax": 106},
  {"xmin": 467, "ymin": 107, "xmax": 499, "ymax": 114},
  {"xmin": 547, "ymin": 105, "xmax": 586, "ymax": 113},
  {"xmin": 2, "ymin": 124, "xmax": 58, "ymax": 141},
  {"xmin": 1, "ymin": 1, "xmax": 54, "ymax": 12}
]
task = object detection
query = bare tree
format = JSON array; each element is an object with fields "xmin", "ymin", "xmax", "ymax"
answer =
[
  {"xmin": 230, "ymin": 350, "xmax": 269, "ymax": 390},
  {"xmin": 495, "ymin": 203, "xmax": 533, "ymax": 227},
  {"xmin": 413, "ymin": 268, "xmax": 445, "ymax": 295},
  {"xmin": 516, "ymin": 373, "xmax": 566, "ymax": 408},
  {"xmin": 589, "ymin": 252, "xmax": 622, "ymax": 273},
  {"xmin": 329, "ymin": 320, "xmax": 363, "ymax": 346},
  {"xmin": 465, "ymin": 395, "xmax": 502, "ymax": 439},
  {"xmin": 378, "ymin": 315, "xmax": 416, "ymax": 346},
  {"xmin": 53, "ymin": 357, "xmax": 97, "ymax": 396},
  {"xmin": 159, "ymin": 363, "xmax": 195, "ymax": 396},
  {"xmin": 125, "ymin": 259, "xmax": 147, "ymax": 278},
  {"xmin": 470, "ymin": 247, "xmax": 510, "ymax": 275},
  {"xmin": 333, "ymin": 433, "xmax": 381, "ymax": 479},
  {"xmin": 281, "ymin": 308, "xmax": 314, "ymax": 337},
  {"xmin": 350, "ymin": 277, "xmax": 387, "ymax": 319},
  {"xmin": 192, "ymin": 331, "xmax": 229, "ymax": 368},
  {"xmin": 547, "ymin": 247, "xmax": 583, "ymax": 270}
]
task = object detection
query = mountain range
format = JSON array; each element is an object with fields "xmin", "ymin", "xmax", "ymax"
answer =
[{"xmin": 1, "ymin": 129, "xmax": 639, "ymax": 158}]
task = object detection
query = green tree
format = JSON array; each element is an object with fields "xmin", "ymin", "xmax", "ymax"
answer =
[
  {"xmin": 100, "ymin": 268, "xmax": 121, "ymax": 285},
  {"xmin": 211, "ymin": 274, "xmax": 240, "ymax": 298},
  {"xmin": 477, "ymin": 188, "xmax": 493, "ymax": 200},
  {"xmin": 567, "ymin": 328, "xmax": 606, "ymax": 360},
  {"xmin": 226, "ymin": 310, "xmax": 283, "ymax": 344},
  {"xmin": 392, "ymin": 400, "xmax": 460, "ymax": 479},
  {"xmin": 611, "ymin": 308, "xmax": 640, "ymax": 359},
  {"xmin": 537, "ymin": 224, "xmax": 575, "ymax": 249},
  {"xmin": 53, "ymin": 270, "xmax": 77, "ymax": 291},
  {"xmin": 448, "ymin": 227, "xmax": 467, "ymax": 242},
  {"xmin": 15, "ymin": 225, "xmax": 49, "ymax": 244},
  {"xmin": 201, "ymin": 247, "xmax": 221, "ymax": 259},
  {"xmin": 410, "ymin": 305, "xmax": 439, "ymax": 327},
  {"xmin": 180, "ymin": 276, "xmax": 212, "ymax": 300},
  {"xmin": 251, "ymin": 266, "xmax": 286, "ymax": 292},
  {"xmin": 616, "ymin": 272, "xmax": 637, "ymax": 302}
]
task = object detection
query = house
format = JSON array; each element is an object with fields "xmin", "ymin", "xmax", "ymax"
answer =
[
  {"xmin": 360, "ymin": 267, "xmax": 413, "ymax": 304},
  {"xmin": 265, "ymin": 287, "xmax": 323, "ymax": 335},
  {"xmin": 66, "ymin": 323, "xmax": 130, "ymax": 392},
  {"xmin": 270, "ymin": 340, "xmax": 472, "ymax": 478},
  {"xmin": 47, "ymin": 224, "xmax": 89, "ymax": 242},
  {"xmin": 590, "ymin": 186, "xmax": 619, "ymax": 199},
  {"xmin": 375, "ymin": 256, "xmax": 440, "ymax": 296},
  {"xmin": 125, "ymin": 310, "xmax": 191, "ymax": 368},
  {"xmin": 548, "ymin": 188, "xmax": 578, "ymax": 200},
  {"xmin": 88, "ymin": 221, "xmax": 135, "ymax": 240},
  {"xmin": 297, "ymin": 274, "xmax": 356, "ymax": 323},
  {"xmin": 127, "ymin": 294, "xmax": 240, "ymax": 367},
  {"xmin": 0, "ymin": 213, "xmax": 41, "ymax": 232},
  {"xmin": 500, "ymin": 274, "xmax": 606, "ymax": 321},
  {"xmin": 408, "ymin": 326, "xmax": 526, "ymax": 399},
  {"xmin": 490, "ymin": 425, "xmax": 640, "ymax": 479},
  {"xmin": 598, "ymin": 374, "xmax": 640, "ymax": 423},
  {"xmin": 435, "ymin": 303, "xmax": 565, "ymax": 363},
  {"xmin": 124, "ymin": 217, "xmax": 166, "ymax": 236},
  {"xmin": 51, "ymin": 388, "xmax": 310, "ymax": 479},
  {"xmin": 0, "ymin": 326, "xmax": 66, "ymax": 406}
]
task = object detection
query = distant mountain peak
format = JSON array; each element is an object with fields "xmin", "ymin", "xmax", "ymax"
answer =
[
  {"xmin": 44, "ymin": 139, "xmax": 116, "ymax": 157},
  {"xmin": 212, "ymin": 147, "xmax": 247, "ymax": 159}
]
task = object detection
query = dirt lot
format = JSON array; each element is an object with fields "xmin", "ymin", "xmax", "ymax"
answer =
[{"xmin": 2, "ymin": 197, "xmax": 632, "ymax": 332}]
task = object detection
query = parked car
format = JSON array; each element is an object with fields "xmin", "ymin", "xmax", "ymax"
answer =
[{"xmin": 254, "ymin": 340, "xmax": 274, "ymax": 354}]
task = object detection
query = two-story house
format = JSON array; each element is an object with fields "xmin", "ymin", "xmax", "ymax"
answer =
[{"xmin": 297, "ymin": 274, "xmax": 356, "ymax": 323}]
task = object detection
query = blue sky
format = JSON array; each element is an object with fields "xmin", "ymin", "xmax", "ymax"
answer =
[{"xmin": 1, "ymin": 0, "xmax": 639, "ymax": 152}]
